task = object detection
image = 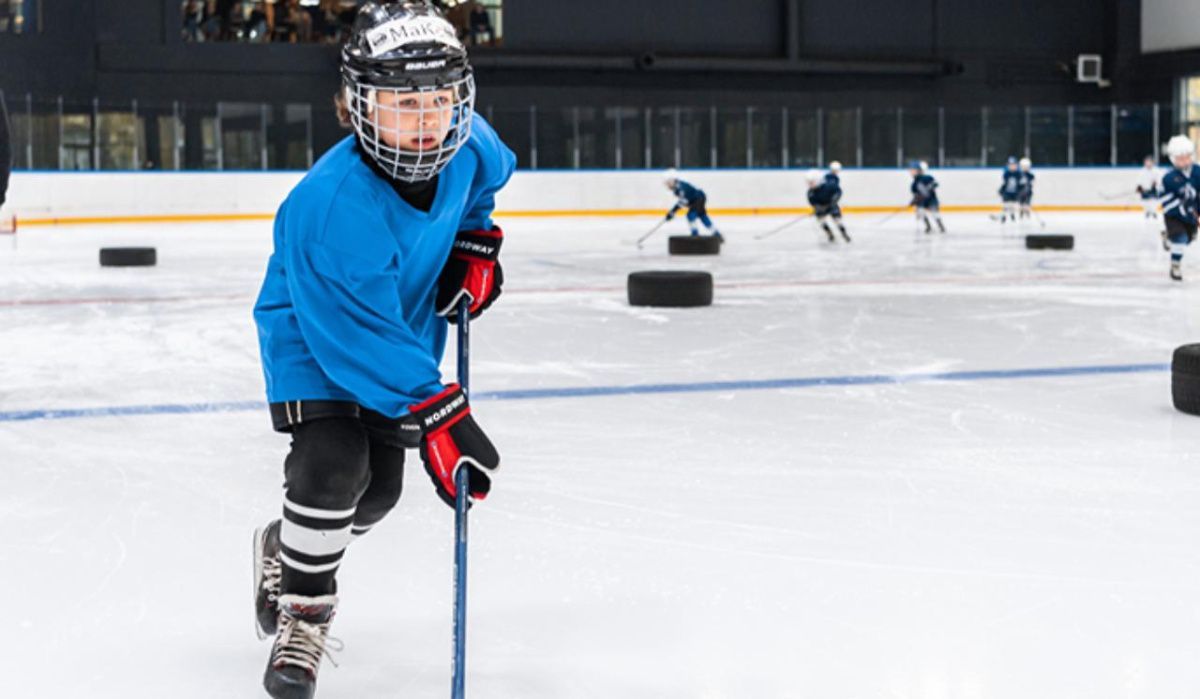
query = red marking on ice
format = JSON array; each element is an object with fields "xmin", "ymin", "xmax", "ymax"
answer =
[
  {"xmin": 0, "ymin": 292, "xmax": 247, "ymax": 308},
  {"xmin": 0, "ymin": 271, "xmax": 1158, "ymax": 308}
]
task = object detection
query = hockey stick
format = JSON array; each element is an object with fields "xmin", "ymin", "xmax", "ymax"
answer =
[
  {"xmin": 1029, "ymin": 208, "xmax": 1047, "ymax": 230},
  {"xmin": 871, "ymin": 206, "xmax": 910, "ymax": 227},
  {"xmin": 628, "ymin": 219, "xmax": 668, "ymax": 249},
  {"xmin": 753, "ymin": 214, "xmax": 812, "ymax": 240},
  {"xmin": 451, "ymin": 295, "xmax": 471, "ymax": 699}
]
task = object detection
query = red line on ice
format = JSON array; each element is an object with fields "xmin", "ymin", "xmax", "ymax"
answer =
[{"xmin": 0, "ymin": 271, "xmax": 1157, "ymax": 307}]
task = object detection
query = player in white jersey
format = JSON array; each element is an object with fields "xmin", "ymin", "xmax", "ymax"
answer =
[
  {"xmin": 1136, "ymin": 155, "xmax": 1167, "ymax": 250},
  {"xmin": 1137, "ymin": 155, "xmax": 1162, "ymax": 219}
]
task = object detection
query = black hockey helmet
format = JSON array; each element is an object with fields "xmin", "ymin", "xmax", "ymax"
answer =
[{"xmin": 340, "ymin": 2, "xmax": 476, "ymax": 182}]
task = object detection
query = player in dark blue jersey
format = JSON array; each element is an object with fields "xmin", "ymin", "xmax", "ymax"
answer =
[
  {"xmin": 999, "ymin": 156, "xmax": 1021, "ymax": 224},
  {"xmin": 250, "ymin": 5, "xmax": 516, "ymax": 696},
  {"xmin": 1017, "ymin": 157, "xmax": 1035, "ymax": 221},
  {"xmin": 806, "ymin": 169, "xmax": 850, "ymax": 242},
  {"xmin": 909, "ymin": 161, "xmax": 946, "ymax": 234},
  {"xmin": 825, "ymin": 160, "xmax": 842, "ymax": 188},
  {"xmin": 663, "ymin": 169, "xmax": 723, "ymax": 242},
  {"xmin": 1160, "ymin": 135, "xmax": 1200, "ymax": 281}
]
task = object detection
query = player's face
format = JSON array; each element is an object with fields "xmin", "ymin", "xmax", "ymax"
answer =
[
  {"xmin": 372, "ymin": 88, "xmax": 457, "ymax": 152},
  {"xmin": 1173, "ymin": 153, "xmax": 1194, "ymax": 170},
  {"xmin": 1144, "ymin": 157, "xmax": 1156, "ymax": 169},
  {"xmin": 665, "ymin": 179, "xmax": 676, "ymax": 190}
]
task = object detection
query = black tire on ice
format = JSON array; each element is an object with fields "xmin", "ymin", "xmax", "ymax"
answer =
[
  {"xmin": 1025, "ymin": 234, "xmax": 1074, "ymax": 250},
  {"xmin": 99, "ymin": 247, "xmax": 157, "ymax": 267},
  {"xmin": 668, "ymin": 235, "xmax": 721, "ymax": 256},
  {"xmin": 1172, "ymin": 344, "xmax": 1200, "ymax": 416},
  {"xmin": 627, "ymin": 270, "xmax": 714, "ymax": 308}
]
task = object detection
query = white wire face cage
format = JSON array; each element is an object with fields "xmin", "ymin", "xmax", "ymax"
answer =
[{"xmin": 345, "ymin": 73, "xmax": 476, "ymax": 183}]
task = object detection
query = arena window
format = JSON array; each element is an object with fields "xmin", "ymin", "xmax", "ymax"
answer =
[
  {"xmin": 180, "ymin": 1, "xmax": 502, "ymax": 46},
  {"xmin": 0, "ymin": 0, "xmax": 38, "ymax": 34},
  {"xmin": 1183, "ymin": 77, "xmax": 1200, "ymax": 148}
]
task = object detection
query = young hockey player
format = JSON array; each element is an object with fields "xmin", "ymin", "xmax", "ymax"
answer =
[
  {"xmin": 806, "ymin": 169, "xmax": 850, "ymax": 243},
  {"xmin": 909, "ymin": 161, "xmax": 946, "ymax": 234},
  {"xmin": 825, "ymin": 160, "xmax": 842, "ymax": 188},
  {"xmin": 250, "ymin": 3, "xmax": 516, "ymax": 697},
  {"xmin": 663, "ymin": 169, "xmax": 723, "ymax": 242},
  {"xmin": 1017, "ymin": 157, "xmax": 1035, "ymax": 221},
  {"xmin": 1137, "ymin": 154, "xmax": 1168, "ymax": 250},
  {"xmin": 1160, "ymin": 135, "xmax": 1200, "ymax": 281},
  {"xmin": 999, "ymin": 156, "xmax": 1020, "ymax": 224},
  {"xmin": 1137, "ymin": 155, "xmax": 1162, "ymax": 220}
]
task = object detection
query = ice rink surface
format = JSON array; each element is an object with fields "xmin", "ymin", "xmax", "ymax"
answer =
[{"xmin": 3, "ymin": 211, "xmax": 1200, "ymax": 698}]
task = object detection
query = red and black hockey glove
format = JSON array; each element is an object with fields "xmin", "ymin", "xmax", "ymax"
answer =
[
  {"xmin": 408, "ymin": 384, "xmax": 499, "ymax": 508},
  {"xmin": 436, "ymin": 227, "xmax": 503, "ymax": 322}
]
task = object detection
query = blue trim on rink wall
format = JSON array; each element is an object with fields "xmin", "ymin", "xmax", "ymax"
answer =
[{"xmin": 0, "ymin": 362, "xmax": 1170, "ymax": 424}]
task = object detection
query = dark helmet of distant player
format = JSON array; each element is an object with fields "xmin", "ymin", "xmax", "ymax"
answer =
[
  {"xmin": 341, "ymin": 2, "xmax": 475, "ymax": 182},
  {"xmin": 1006, "ymin": 156, "xmax": 1018, "ymax": 170}
]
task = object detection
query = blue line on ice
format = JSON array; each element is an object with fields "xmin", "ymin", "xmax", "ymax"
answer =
[{"xmin": 0, "ymin": 362, "xmax": 1170, "ymax": 423}]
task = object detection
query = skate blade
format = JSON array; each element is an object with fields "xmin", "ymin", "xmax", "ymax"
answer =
[{"xmin": 253, "ymin": 526, "xmax": 267, "ymax": 641}]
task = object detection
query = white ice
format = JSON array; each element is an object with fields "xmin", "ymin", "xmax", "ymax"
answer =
[{"xmin": 2, "ymin": 211, "xmax": 1200, "ymax": 699}]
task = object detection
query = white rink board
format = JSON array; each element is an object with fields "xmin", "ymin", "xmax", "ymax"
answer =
[{"xmin": 6, "ymin": 166, "xmax": 1153, "ymax": 220}]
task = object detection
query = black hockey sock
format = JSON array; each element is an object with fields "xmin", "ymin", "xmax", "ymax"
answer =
[{"xmin": 279, "ymin": 418, "xmax": 373, "ymax": 597}]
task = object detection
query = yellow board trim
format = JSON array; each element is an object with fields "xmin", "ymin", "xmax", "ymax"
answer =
[{"xmin": 15, "ymin": 204, "xmax": 1144, "ymax": 227}]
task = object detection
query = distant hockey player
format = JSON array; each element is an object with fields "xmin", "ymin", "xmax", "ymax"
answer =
[
  {"xmin": 250, "ymin": 4, "xmax": 515, "ymax": 697},
  {"xmin": 806, "ymin": 169, "xmax": 850, "ymax": 243},
  {"xmin": 909, "ymin": 161, "xmax": 946, "ymax": 234},
  {"xmin": 999, "ymin": 156, "xmax": 1020, "ymax": 223},
  {"xmin": 1136, "ymin": 155, "xmax": 1161, "ymax": 220},
  {"xmin": 1137, "ymin": 154, "xmax": 1168, "ymax": 250},
  {"xmin": 0, "ymin": 91, "xmax": 10, "ymax": 213},
  {"xmin": 1160, "ymin": 134, "xmax": 1200, "ymax": 281},
  {"xmin": 1017, "ymin": 157, "xmax": 1035, "ymax": 220},
  {"xmin": 825, "ymin": 160, "xmax": 842, "ymax": 188},
  {"xmin": 663, "ymin": 169, "xmax": 723, "ymax": 242}
]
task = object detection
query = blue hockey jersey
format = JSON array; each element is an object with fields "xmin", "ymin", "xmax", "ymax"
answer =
[
  {"xmin": 253, "ymin": 113, "xmax": 516, "ymax": 417},
  {"xmin": 671, "ymin": 180, "xmax": 705, "ymax": 208},
  {"xmin": 1018, "ymin": 170, "xmax": 1035, "ymax": 200},
  {"xmin": 1017, "ymin": 172, "xmax": 1036, "ymax": 196},
  {"xmin": 808, "ymin": 181, "xmax": 841, "ymax": 208},
  {"xmin": 1000, "ymin": 169, "xmax": 1021, "ymax": 200},
  {"xmin": 911, "ymin": 174, "xmax": 939, "ymax": 207},
  {"xmin": 1161, "ymin": 164, "xmax": 1200, "ymax": 225}
]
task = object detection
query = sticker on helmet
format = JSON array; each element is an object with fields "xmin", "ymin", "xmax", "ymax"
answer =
[{"xmin": 366, "ymin": 17, "xmax": 460, "ymax": 57}]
